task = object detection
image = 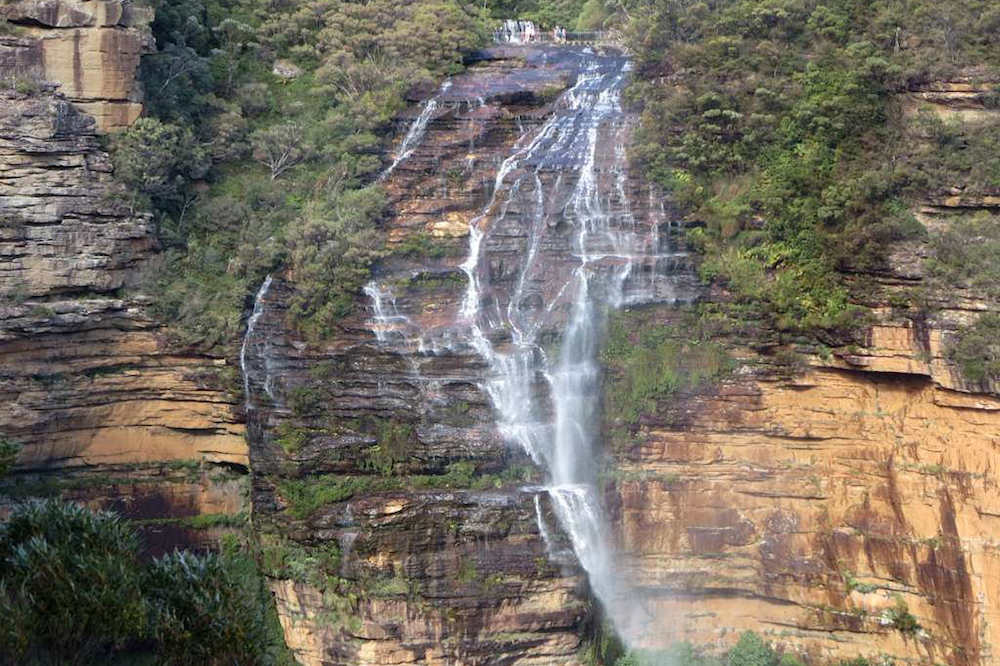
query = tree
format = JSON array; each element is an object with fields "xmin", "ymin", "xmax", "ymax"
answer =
[
  {"xmin": 111, "ymin": 118, "xmax": 209, "ymax": 212},
  {"xmin": 728, "ymin": 632, "xmax": 778, "ymax": 666},
  {"xmin": 144, "ymin": 550, "xmax": 275, "ymax": 664},
  {"xmin": 251, "ymin": 122, "xmax": 310, "ymax": 180},
  {"xmin": 0, "ymin": 501, "xmax": 147, "ymax": 662}
]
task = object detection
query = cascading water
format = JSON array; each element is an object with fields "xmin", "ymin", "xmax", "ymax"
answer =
[
  {"xmin": 363, "ymin": 43, "xmax": 687, "ymax": 644},
  {"xmin": 455, "ymin": 51, "xmax": 665, "ymax": 643},
  {"xmin": 240, "ymin": 274, "xmax": 273, "ymax": 411},
  {"xmin": 379, "ymin": 81, "xmax": 453, "ymax": 181}
]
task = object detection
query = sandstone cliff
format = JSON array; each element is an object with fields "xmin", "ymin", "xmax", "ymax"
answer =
[
  {"xmin": 3, "ymin": 3, "xmax": 1000, "ymax": 665},
  {"xmin": 0, "ymin": 0, "xmax": 153, "ymax": 131},
  {"xmin": 603, "ymin": 78, "xmax": 1000, "ymax": 666},
  {"xmin": 0, "ymin": 7, "xmax": 247, "ymax": 549}
]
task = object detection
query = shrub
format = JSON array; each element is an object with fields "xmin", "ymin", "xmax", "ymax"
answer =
[
  {"xmin": 602, "ymin": 311, "xmax": 733, "ymax": 426},
  {"xmin": 727, "ymin": 632, "xmax": 778, "ymax": 666},
  {"xmin": 0, "ymin": 501, "xmax": 147, "ymax": 662},
  {"xmin": 144, "ymin": 550, "xmax": 274, "ymax": 664},
  {"xmin": 0, "ymin": 500, "xmax": 292, "ymax": 664},
  {"xmin": 947, "ymin": 314, "xmax": 1000, "ymax": 386},
  {"xmin": 111, "ymin": 118, "xmax": 209, "ymax": 213},
  {"xmin": 886, "ymin": 596, "xmax": 921, "ymax": 634}
]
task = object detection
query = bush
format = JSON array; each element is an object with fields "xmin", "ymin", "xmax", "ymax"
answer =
[
  {"xmin": 0, "ymin": 501, "xmax": 147, "ymax": 663},
  {"xmin": 111, "ymin": 118, "xmax": 209, "ymax": 213},
  {"xmin": 727, "ymin": 632, "xmax": 778, "ymax": 666},
  {"xmin": 0, "ymin": 500, "xmax": 291, "ymax": 665},
  {"xmin": 286, "ymin": 186, "xmax": 386, "ymax": 339},
  {"xmin": 602, "ymin": 310, "xmax": 733, "ymax": 426},
  {"xmin": 623, "ymin": 0, "xmax": 993, "ymax": 344},
  {"xmin": 947, "ymin": 314, "xmax": 1000, "ymax": 386},
  {"xmin": 144, "ymin": 550, "xmax": 275, "ymax": 664}
]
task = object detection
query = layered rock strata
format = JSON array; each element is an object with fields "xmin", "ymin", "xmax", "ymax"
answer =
[
  {"xmin": 602, "ymin": 79, "xmax": 1000, "ymax": 665},
  {"xmin": 0, "ymin": 88, "xmax": 246, "ymax": 530},
  {"xmin": 0, "ymin": 0, "xmax": 154, "ymax": 131}
]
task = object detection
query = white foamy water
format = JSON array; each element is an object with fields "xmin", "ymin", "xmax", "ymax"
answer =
[
  {"xmin": 379, "ymin": 80, "xmax": 452, "ymax": 181},
  {"xmin": 363, "ymin": 48, "xmax": 684, "ymax": 644},
  {"xmin": 454, "ymin": 52, "xmax": 663, "ymax": 644},
  {"xmin": 240, "ymin": 274, "xmax": 273, "ymax": 411}
]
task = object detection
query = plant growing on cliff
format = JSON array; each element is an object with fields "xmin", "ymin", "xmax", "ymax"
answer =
[
  {"xmin": 602, "ymin": 309, "xmax": 733, "ymax": 429},
  {"xmin": 0, "ymin": 438, "xmax": 19, "ymax": 477},
  {"xmin": 947, "ymin": 314, "xmax": 1000, "ymax": 387},
  {"xmin": 365, "ymin": 419, "xmax": 416, "ymax": 476},
  {"xmin": 885, "ymin": 596, "xmax": 921, "ymax": 635},
  {"xmin": 119, "ymin": 0, "xmax": 490, "ymax": 347},
  {"xmin": 624, "ymin": 0, "xmax": 994, "ymax": 344},
  {"xmin": 111, "ymin": 117, "xmax": 209, "ymax": 214}
]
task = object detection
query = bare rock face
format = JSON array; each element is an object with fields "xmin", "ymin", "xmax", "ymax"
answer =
[
  {"xmin": 0, "ymin": 0, "xmax": 154, "ymax": 131},
  {"xmin": 0, "ymin": 85, "xmax": 247, "ymax": 533},
  {"xmin": 0, "ymin": 91, "xmax": 155, "ymax": 296}
]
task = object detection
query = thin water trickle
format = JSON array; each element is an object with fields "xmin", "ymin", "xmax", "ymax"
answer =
[
  {"xmin": 240, "ymin": 274, "xmax": 273, "ymax": 412},
  {"xmin": 379, "ymin": 80, "xmax": 453, "ymax": 182}
]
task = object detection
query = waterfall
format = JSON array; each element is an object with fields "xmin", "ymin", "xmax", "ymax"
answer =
[
  {"xmin": 379, "ymin": 80, "xmax": 452, "ymax": 181},
  {"xmin": 457, "ymin": 52, "xmax": 659, "ymax": 644},
  {"xmin": 363, "ymin": 281, "xmax": 413, "ymax": 344},
  {"xmin": 494, "ymin": 19, "xmax": 539, "ymax": 44},
  {"xmin": 240, "ymin": 274, "xmax": 273, "ymax": 411}
]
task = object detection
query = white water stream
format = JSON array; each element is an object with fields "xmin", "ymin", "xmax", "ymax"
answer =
[
  {"xmin": 240, "ymin": 274, "xmax": 273, "ymax": 411},
  {"xmin": 378, "ymin": 81, "xmax": 453, "ymax": 182},
  {"xmin": 362, "ymin": 47, "xmax": 682, "ymax": 643},
  {"xmin": 454, "ymin": 52, "xmax": 661, "ymax": 643}
]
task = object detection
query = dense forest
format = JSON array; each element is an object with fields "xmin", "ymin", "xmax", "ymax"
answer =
[
  {"xmin": 114, "ymin": 0, "xmax": 1000, "ymax": 375},
  {"xmin": 3, "ymin": 0, "xmax": 1000, "ymax": 663}
]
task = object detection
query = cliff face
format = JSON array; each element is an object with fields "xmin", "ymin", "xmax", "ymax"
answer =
[
  {"xmin": 244, "ymin": 46, "xmax": 624, "ymax": 666},
  {"xmin": 3, "ymin": 6, "xmax": 1000, "ymax": 665},
  {"xmin": 0, "ymin": 4, "xmax": 246, "ymax": 551},
  {"xmin": 249, "ymin": 60, "xmax": 1000, "ymax": 665},
  {"xmin": 605, "ymin": 81, "xmax": 1000, "ymax": 665},
  {"xmin": 0, "ymin": 0, "xmax": 154, "ymax": 131}
]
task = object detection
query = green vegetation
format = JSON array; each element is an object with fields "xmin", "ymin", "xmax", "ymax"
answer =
[
  {"xmin": 602, "ymin": 309, "xmax": 733, "ymax": 429},
  {"xmin": 274, "ymin": 422, "xmax": 311, "ymax": 454},
  {"xmin": 365, "ymin": 419, "xmax": 416, "ymax": 476},
  {"xmin": 843, "ymin": 570, "xmax": 879, "ymax": 594},
  {"xmin": 947, "ymin": 314, "xmax": 1000, "ymax": 386},
  {"xmin": 278, "ymin": 462, "xmax": 538, "ymax": 519},
  {"xmin": 611, "ymin": 631, "xmax": 873, "ymax": 666},
  {"xmin": 485, "ymin": 0, "xmax": 599, "ymax": 30},
  {"xmin": 624, "ymin": 0, "xmax": 1000, "ymax": 347},
  {"xmin": 0, "ymin": 500, "xmax": 292, "ymax": 664},
  {"xmin": 135, "ymin": 512, "xmax": 248, "ymax": 530},
  {"xmin": 259, "ymin": 534, "xmax": 341, "ymax": 585},
  {"xmin": 885, "ymin": 595, "xmax": 921, "ymax": 634},
  {"xmin": 926, "ymin": 211, "xmax": 1000, "ymax": 301},
  {"xmin": 121, "ymin": 0, "xmax": 490, "ymax": 347}
]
